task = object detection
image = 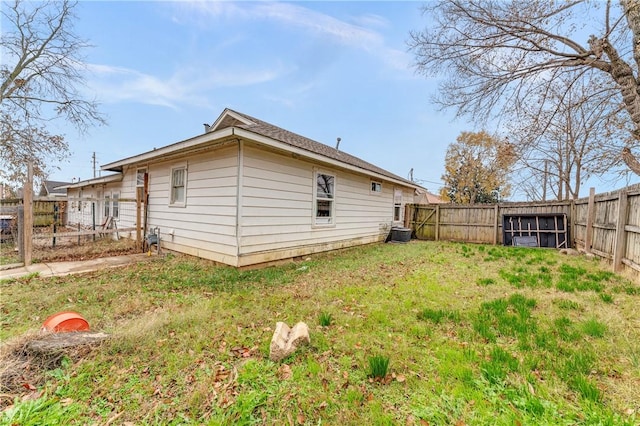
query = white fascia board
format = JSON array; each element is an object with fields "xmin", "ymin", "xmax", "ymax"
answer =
[
  {"xmin": 58, "ymin": 173, "xmax": 123, "ymax": 189},
  {"xmin": 233, "ymin": 128, "xmax": 420, "ymax": 190},
  {"xmin": 101, "ymin": 127, "xmax": 234, "ymax": 172},
  {"xmin": 210, "ymin": 109, "xmax": 254, "ymax": 132}
]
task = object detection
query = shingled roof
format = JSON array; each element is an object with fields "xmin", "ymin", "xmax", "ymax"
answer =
[
  {"xmin": 102, "ymin": 108, "xmax": 420, "ymax": 189},
  {"xmin": 39, "ymin": 180, "xmax": 70, "ymax": 196},
  {"xmin": 214, "ymin": 109, "xmax": 416, "ymax": 186}
]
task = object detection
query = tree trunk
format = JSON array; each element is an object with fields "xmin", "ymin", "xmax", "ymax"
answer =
[{"xmin": 605, "ymin": 1, "xmax": 640, "ymax": 174}]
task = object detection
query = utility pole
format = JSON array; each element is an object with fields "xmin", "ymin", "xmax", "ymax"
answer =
[{"xmin": 92, "ymin": 152, "xmax": 97, "ymax": 178}]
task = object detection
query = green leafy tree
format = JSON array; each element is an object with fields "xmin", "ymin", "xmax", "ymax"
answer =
[
  {"xmin": 440, "ymin": 131, "xmax": 515, "ymax": 204},
  {"xmin": 0, "ymin": 0, "xmax": 104, "ymax": 185}
]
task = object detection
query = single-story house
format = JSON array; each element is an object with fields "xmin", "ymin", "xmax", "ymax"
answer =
[
  {"xmin": 64, "ymin": 108, "xmax": 423, "ymax": 267},
  {"xmin": 39, "ymin": 180, "xmax": 71, "ymax": 197},
  {"xmin": 62, "ymin": 174, "xmax": 124, "ymax": 228}
]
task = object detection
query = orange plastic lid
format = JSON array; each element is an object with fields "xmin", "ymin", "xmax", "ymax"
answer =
[{"xmin": 42, "ymin": 311, "xmax": 90, "ymax": 333}]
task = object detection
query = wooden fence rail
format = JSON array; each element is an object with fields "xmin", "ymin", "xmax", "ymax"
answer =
[{"xmin": 406, "ymin": 183, "xmax": 640, "ymax": 279}]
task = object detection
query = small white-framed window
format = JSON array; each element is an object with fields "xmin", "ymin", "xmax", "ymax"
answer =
[
  {"xmin": 136, "ymin": 168, "xmax": 147, "ymax": 187},
  {"xmin": 371, "ymin": 181, "xmax": 382, "ymax": 194},
  {"xmin": 170, "ymin": 165, "xmax": 187, "ymax": 206},
  {"xmin": 393, "ymin": 189, "xmax": 403, "ymax": 221},
  {"xmin": 112, "ymin": 192, "xmax": 120, "ymax": 219},
  {"xmin": 104, "ymin": 194, "xmax": 111, "ymax": 217},
  {"xmin": 314, "ymin": 171, "xmax": 335, "ymax": 225}
]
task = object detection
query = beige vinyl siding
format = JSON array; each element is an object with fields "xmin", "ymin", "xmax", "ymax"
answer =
[
  {"xmin": 146, "ymin": 145, "xmax": 238, "ymax": 261},
  {"xmin": 239, "ymin": 145, "xmax": 398, "ymax": 257}
]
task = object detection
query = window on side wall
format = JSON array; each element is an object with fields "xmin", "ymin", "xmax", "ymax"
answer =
[
  {"xmin": 371, "ymin": 181, "xmax": 382, "ymax": 194},
  {"xmin": 393, "ymin": 189, "xmax": 403, "ymax": 221},
  {"xmin": 104, "ymin": 194, "xmax": 111, "ymax": 217},
  {"xmin": 112, "ymin": 192, "xmax": 120, "ymax": 219},
  {"xmin": 170, "ymin": 166, "xmax": 187, "ymax": 206},
  {"xmin": 315, "ymin": 172, "xmax": 335, "ymax": 225}
]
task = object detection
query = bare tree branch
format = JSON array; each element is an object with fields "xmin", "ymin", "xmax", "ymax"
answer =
[
  {"xmin": 409, "ymin": 0, "xmax": 640, "ymax": 176},
  {"xmin": 0, "ymin": 0, "xmax": 105, "ymax": 184}
]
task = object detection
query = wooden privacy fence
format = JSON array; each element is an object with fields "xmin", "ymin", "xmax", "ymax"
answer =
[
  {"xmin": 405, "ymin": 183, "xmax": 640, "ymax": 277},
  {"xmin": 0, "ymin": 197, "xmax": 67, "ymax": 226}
]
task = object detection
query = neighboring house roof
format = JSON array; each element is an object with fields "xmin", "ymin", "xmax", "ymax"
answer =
[
  {"xmin": 415, "ymin": 189, "xmax": 444, "ymax": 204},
  {"xmin": 102, "ymin": 108, "xmax": 422, "ymax": 189},
  {"xmin": 56, "ymin": 174, "xmax": 123, "ymax": 190},
  {"xmin": 40, "ymin": 180, "xmax": 70, "ymax": 196}
]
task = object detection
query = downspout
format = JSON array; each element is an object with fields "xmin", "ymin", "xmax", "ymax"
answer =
[{"xmin": 234, "ymin": 130, "xmax": 243, "ymax": 267}]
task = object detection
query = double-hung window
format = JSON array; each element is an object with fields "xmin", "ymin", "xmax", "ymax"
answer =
[
  {"xmin": 112, "ymin": 192, "xmax": 120, "ymax": 219},
  {"xmin": 393, "ymin": 189, "xmax": 403, "ymax": 221},
  {"xmin": 104, "ymin": 194, "xmax": 111, "ymax": 217},
  {"xmin": 170, "ymin": 166, "xmax": 187, "ymax": 206},
  {"xmin": 315, "ymin": 172, "xmax": 335, "ymax": 225}
]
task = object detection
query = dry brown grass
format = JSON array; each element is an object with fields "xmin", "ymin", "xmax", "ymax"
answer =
[{"xmin": 0, "ymin": 332, "xmax": 64, "ymax": 406}]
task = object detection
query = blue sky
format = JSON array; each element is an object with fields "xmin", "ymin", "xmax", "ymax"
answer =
[{"xmin": 48, "ymin": 1, "xmax": 638, "ymax": 198}]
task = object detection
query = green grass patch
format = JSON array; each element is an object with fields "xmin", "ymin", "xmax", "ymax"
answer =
[
  {"xmin": 581, "ymin": 318, "xmax": 607, "ymax": 338},
  {"xmin": 417, "ymin": 308, "xmax": 461, "ymax": 324},
  {"xmin": 476, "ymin": 277, "xmax": 495, "ymax": 286},
  {"xmin": 368, "ymin": 355, "xmax": 390, "ymax": 379},
  {"xmin": 1, "ymin": 241, "xmax": 637, "ymax": 425},
  {"xmin": 318, "ymin": 311, "xmax": 333, "ymax": 327}
]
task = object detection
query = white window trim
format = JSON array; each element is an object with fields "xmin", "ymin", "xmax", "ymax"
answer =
[
  {"xmin": 370, "ymin": 180, "xmax": 382, "ymax": 194},
  {"xmin": 169, "ymin": 164, "xmax": 187, "ymax": 207},
  {"xmin": 393, "ymin": 188, "xmax": 403, "ymax": 222},
  {"xmin": 112, "ymin": 192, "xmax": 120, "ymax": 219},
  {"xmin": 104, "ymin": 193, "xmax": 111, "ymax": 218},
  {"xmin": 312, "ymin": 169, "xmax": 336, "ymax": 228}
]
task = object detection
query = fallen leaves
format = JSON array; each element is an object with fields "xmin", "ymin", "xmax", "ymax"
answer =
[{"xmin": 278, "ymin": 364, "xmax": 292, "ymax": 380}]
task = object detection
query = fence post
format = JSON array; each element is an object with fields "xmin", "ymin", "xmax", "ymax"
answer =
[
  {"xmin": 403, "ymin": 204, "xmax": 411, "ymax": 229},
  {"xmin": 435, "ymin": 204, "xmax": 440, "ymax": 241},
  {"xmin": 613, "ymin": 189, "xmax": 628, "ymax": 272},
  {"xmin": 23, "ymin": 163, "xmax": 33, "ymax": 266},
  {"xmin": 53, "ymin": 202, "xmax": 58, "ymax": 247},
  {"xmin": 584, "ymin": 187, "xmax": 596, "ymax": 253},
  {"xmin": 136, "ymin": 187, "xmax": 142, "ymax": 249},
  {"xmin": 17, "ymin": 206, "xmax": 24, "ymax": 262},
  {"xmin": 92, "ymin": 202, "xmax": 96, "ymax": 242},
  {"xmin": 570, "ymin": 199, "xmax": 576, "ymax": 249},
  {"xmin": 493, "ymin": 204, "xmax": 499, "ymax": 245}
]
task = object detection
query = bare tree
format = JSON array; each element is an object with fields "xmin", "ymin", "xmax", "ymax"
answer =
[
  {"xmin": 509, "ymin": 71, "xmax": 628, "ymax": 200},
  {"xmin": 409, "ymin": 0, "xmax": 640, "ymax": 176},
  {"xmin": 0, "ymin": 0, "xmax": 105, "ymax": 184}
]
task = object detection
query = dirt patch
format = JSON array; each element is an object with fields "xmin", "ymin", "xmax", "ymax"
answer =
[{"xmin": 35, "ymin": 238, "xmax": 139, "ymax": 263}]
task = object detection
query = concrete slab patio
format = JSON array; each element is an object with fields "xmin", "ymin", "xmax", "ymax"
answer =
[{"xmin": 0, "ymin": 253, "xmax": 155, "ymax": 280}]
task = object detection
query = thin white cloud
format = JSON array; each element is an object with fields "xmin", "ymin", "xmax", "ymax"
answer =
[
  {"xmin": 175, "ymin": 1, "xmax": 411, "ymax": 71},
  {"xmin": 86, "ymin": 63, "xmax": 287, "ymax": 108},
  {"xmin": 350, "ymin": 13, "xmax": 390, "ymax": 30}
]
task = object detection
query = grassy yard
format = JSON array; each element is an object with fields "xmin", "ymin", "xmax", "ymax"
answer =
[{"xmin": 1, "ymin": 241, "xmax": 639, "ymax": 425}]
